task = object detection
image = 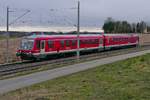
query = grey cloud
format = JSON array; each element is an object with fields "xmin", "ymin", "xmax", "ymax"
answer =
[{"xmin": 0, "ymin": 0, "xmax": 150, "ymax": 27}]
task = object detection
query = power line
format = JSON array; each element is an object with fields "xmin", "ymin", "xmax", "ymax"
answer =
[
  {"xmin": 5, "ymin": 6, "xmax": 31, "ymax": 63},
  {"xmin": 9, "ymin": 9, "xmax": 30, "ymax": 25},
  {"xmin": 49, "ymin": 7, "xmax": 77, "ymax": 27}
]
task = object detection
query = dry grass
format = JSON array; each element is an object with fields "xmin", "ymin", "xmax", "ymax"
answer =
[
  {"xmin": 0, "ymin": 38, "xmax": 21, "ymax": 64},
  {"xmin": 139, "ymin": 34, "xmax": 150, "ymax": 45}
]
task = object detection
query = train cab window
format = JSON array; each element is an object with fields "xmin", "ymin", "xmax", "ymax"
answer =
[
  {"xmin": 66, "ymin": 40, "xmax": 70, "ymax": 47},
  {"xmin": 21, "ymin": 39, "xmax": 34, "ymax": 50},
  {"xmin": 36, "ymin": 40, "xmax": 40, "ymax": 49},
  {"xmin": 60, "ymin": 40, "xmax": 65, "ymax": 48},
  {"xmin": 72, "ymin": 40, "xmax": 76, "ymax": 46},
  {"xmin": 48, "ymin": 40, "xmax": 54, "ymax": 48}
]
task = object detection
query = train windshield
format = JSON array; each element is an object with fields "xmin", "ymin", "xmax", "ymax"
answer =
[{"xmin": 20, "ymin": 39, "xmax": 34, "ymax": 50}]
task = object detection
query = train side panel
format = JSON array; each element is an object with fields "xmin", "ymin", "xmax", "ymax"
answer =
[
  {"xmin": 18, "ymin": 35, "xmax": 104, "ymax": 60},
  {"xmin": 104, "ymin": 34, "xmax": 139, "ymax": 49},
  {"xmin": 17, "ymin": 34, "xmax": 139, "ymax": 60}
]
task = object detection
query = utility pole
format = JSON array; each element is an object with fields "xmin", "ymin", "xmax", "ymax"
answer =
[
  {"xmin": 77, "ymin": 1, "xmax": 80, "ymax": 59},
  {"xmin": 5, "ymin": 7, "xmax": 30, "ymax": 63},
  {"xmin": 135, "ymin": 24, "xmax": 137, "ymax": 33},
  {"xmin": 6, "ymin": 6, "xmax": 9, "ymax": 63}
]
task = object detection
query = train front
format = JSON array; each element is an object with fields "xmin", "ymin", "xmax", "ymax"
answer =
[{"xmin": 16, "ymin": 38, "xmax": 35, "ymax": 60}]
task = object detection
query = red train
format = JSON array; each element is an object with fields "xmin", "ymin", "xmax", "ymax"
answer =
[{"xmin": 16, "ymin": 33, "xmax": 139, "ymax": 60}]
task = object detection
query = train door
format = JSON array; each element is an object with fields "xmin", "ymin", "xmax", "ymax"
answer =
[
  {"xmin": 55, "ymin": 40, "xmax": 60, "ymax": 53},
  {"xmin": 99, "ymin": 38, "xmax": 103, "ymax": 47},
  {"xmin": 98, "ymin": 37, "xmax": 104, "ymax": 51},
  {"xmin": 40, "ymin": 40, "xmax": 45, "ymax": 54}
]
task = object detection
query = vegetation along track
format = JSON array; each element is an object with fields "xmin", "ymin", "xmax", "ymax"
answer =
[{"xmin": 0, "ymin": 45, "xmax": 150, "ymax": 79}]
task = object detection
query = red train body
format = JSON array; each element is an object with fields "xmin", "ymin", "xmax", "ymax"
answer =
[{"xmin": 16, "ymin": 33, "xmax": 139, "ymax": 60}]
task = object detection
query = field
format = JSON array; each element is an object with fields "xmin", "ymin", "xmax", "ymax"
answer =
[
  {"xmin": 0, "ymin": 38, "xmax": 21, "ymax": 64},
  {"xmin": 1, "ymin": 53, "xmax": 150, "ymax": 100},
  {"xmin": 139, "ymin": 34, "xmax": 150, "ymax": 45}
]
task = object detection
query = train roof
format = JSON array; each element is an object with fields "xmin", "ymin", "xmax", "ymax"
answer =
[
  {"xmin": 26, "ymin": 34, "xmax": 103, "ymax": 39},
  {"xmin": 24, "ymin": 33, "xmax": 138, "ymax": 40},
  {"xmin": 104, "ymin": 33, "xmax": 138, "ymax": 36}
]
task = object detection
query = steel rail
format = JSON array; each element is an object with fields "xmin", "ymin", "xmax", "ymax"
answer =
[{"xmin": 0, "ymin": 45, "xmax": 150, "ymax": 79}]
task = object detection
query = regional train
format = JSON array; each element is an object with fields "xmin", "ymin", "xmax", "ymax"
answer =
[{"xmin": 16, "ymin": 32, "xmax": 139, "ymax": 60}]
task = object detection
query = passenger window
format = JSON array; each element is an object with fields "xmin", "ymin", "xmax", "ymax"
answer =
[
  {"xmin": 112, "ymin": 38, "xmax": 116, "ymax": 42},
  {"xmin": 91, "ymin": 39, "xmax": 94, "ymax": 44},
  {"xmin": 60, "ymin": 40, "xmax": 65, "ymax": 48},
  {"xmin": 88, "ymin": 40, "xmax": 92, "ymax": 44},
  {"xmin": 84, "ymin": 40, "xmax": 87, "ymax": 44},
  {"xmin": 82, "ymin": 40, "xmax": 86, "ymax": 44},
  {"xmin": 95, "ymin": 39, "xmax": 99, "ymax": 44},
  {"xmin": 72, "ymin": 40, "xmax": 76, "ymax": 46},
  {"xmin": 48, "ymin": 40, "xmax": 53, "ymax": 48},
  {"xmin": 66, "ymin": 40, "xmax": 70, "ymax": 47},
  {"xmin": 93, "ymin": 39, "xmax": 95, "ymax": 44}
]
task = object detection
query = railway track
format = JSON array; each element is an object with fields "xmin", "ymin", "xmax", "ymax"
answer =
[{"xmin": 0, "ymin": 45, "xmax": 150, "ymax": 79}]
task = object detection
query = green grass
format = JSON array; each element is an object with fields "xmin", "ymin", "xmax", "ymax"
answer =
[
  {"xmin": 0, "ymin": 35, "xmax": 18, "ymax": 40},
  {"xmin": 0, "ymin": 36, "xmax": 6, "ymax": 40},
  {"xmin": 1, "ymin": 54, "xmax": 150, "ymax": 100}
]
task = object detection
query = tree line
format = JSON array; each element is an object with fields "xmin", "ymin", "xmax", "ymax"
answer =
[{"xmin": 103, "ymin": 17, "xmax": 148, "ymax": 33}]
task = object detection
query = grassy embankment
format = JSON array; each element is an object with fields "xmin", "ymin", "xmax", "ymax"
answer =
[{"xmin": 1, "ymin": 53, "xmax": 150, "ymax": 100}]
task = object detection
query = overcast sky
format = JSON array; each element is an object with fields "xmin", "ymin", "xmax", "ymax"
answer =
[{"xmin": 1, "ymin": 0, "xmax": 150, "ymax": 27}]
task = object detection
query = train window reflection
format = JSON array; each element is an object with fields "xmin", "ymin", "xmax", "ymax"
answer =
[{"xmin": 20, "ymin": 40, "xmax": 34, "ymax": 50}]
